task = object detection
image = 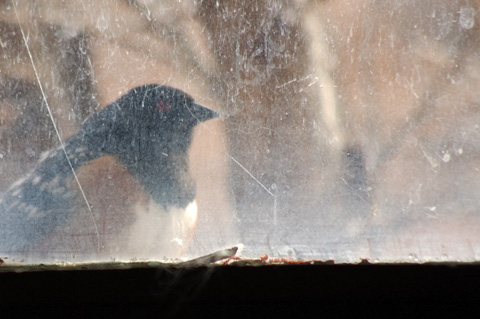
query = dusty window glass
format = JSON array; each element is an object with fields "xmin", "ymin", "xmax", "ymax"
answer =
[{"xmin": 0, "ymin": 0, "xmax": 478, "ymax": 264}]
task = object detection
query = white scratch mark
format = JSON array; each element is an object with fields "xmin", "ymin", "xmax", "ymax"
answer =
[
  {"xmin": 230, "ymin": 157, "xmax": 274, "ymax": 197},
  {"xmin": 13, "ymin": 1, "xmax": 100, "ymax": 251},
  {"xmin": 230, "ymin": 156, "xmax": 278, "ymax": 225}
]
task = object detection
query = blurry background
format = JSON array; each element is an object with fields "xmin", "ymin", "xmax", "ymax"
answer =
[{"xmin": 0, "ymin": 0, "xmax": 479, "ymax": 262}]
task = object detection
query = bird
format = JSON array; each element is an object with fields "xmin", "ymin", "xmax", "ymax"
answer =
[{"xmin": 0, "ymin": 84, "xmax": 218, "ymax": 259}]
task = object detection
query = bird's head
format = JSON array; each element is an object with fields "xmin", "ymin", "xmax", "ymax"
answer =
[
  {"xmin": 82, "ymin": 84, "xmax": 218, "ymax": 156},
  {"xmin": 118, "ymin": 84, "xmax": 217, "ymax": 134},
  {"xmin": 78, "ymin": 84, "xmax": 218, "ymax": 207}
]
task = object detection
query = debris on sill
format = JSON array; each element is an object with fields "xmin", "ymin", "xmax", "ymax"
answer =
[{"xmin": 0, "ymin": 246, "xmax": 336, "ymax": 272}]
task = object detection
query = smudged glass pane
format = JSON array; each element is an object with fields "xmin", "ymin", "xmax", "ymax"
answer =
[{"xmin": 0, "ymin": 0, "xmax": 479, "ymax": 264}]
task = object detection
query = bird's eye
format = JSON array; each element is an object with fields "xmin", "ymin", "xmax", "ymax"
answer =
[{"xmin": 158, "ymin": 101, "xmax": 171, "ymax": 113}]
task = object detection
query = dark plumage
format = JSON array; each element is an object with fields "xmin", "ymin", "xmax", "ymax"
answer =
[{"xmin": 0, "ymin": 84, "xmax": 218, "ymax": 254}]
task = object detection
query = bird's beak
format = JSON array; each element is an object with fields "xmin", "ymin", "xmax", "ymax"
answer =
[{"xmin": 191, "ymin": 103, "xmax": 219, "ymax": 123}]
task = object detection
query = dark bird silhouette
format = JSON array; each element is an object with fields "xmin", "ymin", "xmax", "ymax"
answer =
[{"xmin": 0, "ymin": 84, "xmax": 218, "ymax": 257}]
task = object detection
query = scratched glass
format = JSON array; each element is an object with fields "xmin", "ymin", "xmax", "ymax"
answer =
[{"xmin": 0, "ymin": 0, "xmax": 479, "ymax": 264}]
